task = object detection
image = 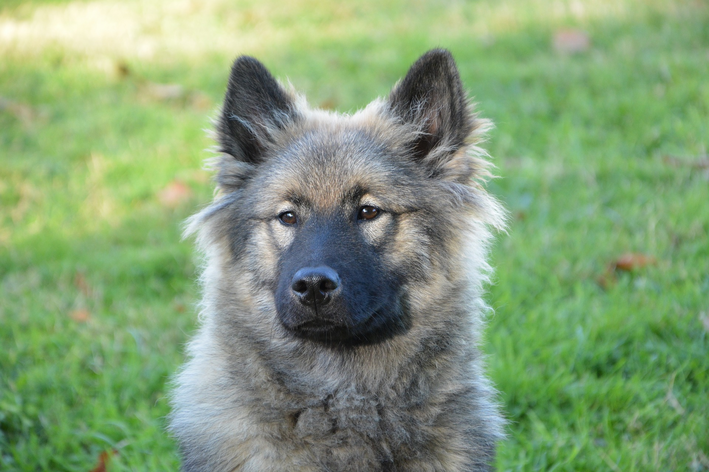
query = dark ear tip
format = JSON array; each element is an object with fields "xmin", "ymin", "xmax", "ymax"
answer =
[
  {"xmin": 230, "ymin": 55, "xmax": 269, "ymax": 75},
  {"xmin": 420, "ymin": 48, "xmax": 454, "ymax": 60},
  {"xmin": 414, "ymin": 49, "xmax": 456, "ymax": 68},
  {"xmin": 397, "ymin": 49, "xmax": 461, "ymax": 91}
]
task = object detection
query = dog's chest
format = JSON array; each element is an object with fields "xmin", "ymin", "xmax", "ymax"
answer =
[
  {"xmin": 293, "ymin": 391, "xmax": 381, "ymax": 438},
  {"xmin": 286, "ymin": 391, "xmax": 420, "ymax": 470}
]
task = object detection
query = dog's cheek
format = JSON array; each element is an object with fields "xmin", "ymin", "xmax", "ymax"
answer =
[
  {"xmin": 381, "ymin": 213, "xmax": 434, "ymax": 284},
  {"xmin": 358, "ymin": 213, "xmax": 392, "ymax": 246},
  {"xmin": 246, "ymin": 221, "xmax": 291, "ymax": 287},
  {"xmin": 269, "ymin": 219, "xmax": 297, "ymax": 250}
]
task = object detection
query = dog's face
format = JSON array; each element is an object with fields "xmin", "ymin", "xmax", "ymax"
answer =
[
  {"xmin": 202, "ymin": 51, "xmax": 494, "ymax": 346},
  {"xmin": 249, "ymin": 127, "xmax": 425, "ymax": 344},
  {"xmin": 258, "ymin": 133, "xmax": 406, "ymax": 343}
]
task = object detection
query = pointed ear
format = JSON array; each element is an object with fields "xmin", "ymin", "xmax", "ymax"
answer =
[
  {"xmin": 217, "ymin": 56, "xmax": 300, "ymax": 164},
  {"xmin": 387, "ymin": 49, "xmax": 472, "ymax": 162}
]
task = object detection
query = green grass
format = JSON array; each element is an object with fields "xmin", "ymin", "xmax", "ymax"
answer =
[{"xmin": 1, "ymin": 0, "xmax": 707, "ymax": 470}]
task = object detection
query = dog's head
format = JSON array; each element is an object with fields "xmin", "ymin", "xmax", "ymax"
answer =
[{"xmin": 191, "ymin": 50, "xmax": 502, "ymax": 346}]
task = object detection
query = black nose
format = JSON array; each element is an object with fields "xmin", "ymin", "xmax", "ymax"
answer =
[{"xmin": 291, "ymin": 266, "xmax": 341, "ymax": 307}]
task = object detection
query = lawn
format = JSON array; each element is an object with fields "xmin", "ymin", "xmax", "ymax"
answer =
[{"xmin": 1, "ymin": 0, "xmax": 707, "ymax": 470}]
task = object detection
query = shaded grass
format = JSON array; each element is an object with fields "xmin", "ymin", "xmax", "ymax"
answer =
[{"xmin": 1, "ymin": 0, "xmax": 708, "ymax": 470}]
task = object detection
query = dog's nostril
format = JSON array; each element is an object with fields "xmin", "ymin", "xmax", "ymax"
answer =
[
  {"xmin": 291, "ymin": 266, "xmax": 341, "ymax": 306},
  {"xmin": 319, "ymin": 277, "xmax": 338, "ymax": 293},
  {"xmin": 292, "ymin": 280, "xmax": 308, "ymax": 294}
]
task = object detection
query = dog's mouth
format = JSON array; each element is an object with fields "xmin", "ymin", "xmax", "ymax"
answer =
[
  {"xmin": 294, "ymin": 318, "xmax": 339, "ymax": 331},
  {"xmin": 285, "ymin": 307, "xmax": 407, "ymax": 346},
  {"xmin": 287, "ymin": 315, "xmax": 363, "ymax": 343}
]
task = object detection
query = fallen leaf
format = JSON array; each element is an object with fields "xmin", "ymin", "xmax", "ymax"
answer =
[
  {"xmin": 597, "ymin": 253, "xmax": 657, "ymax": 289},
  {"xmin": 553, "ymin": 29, "xmax": 590, "ymax": 54},
  {"xmin": 613, "ymin": 253, "xmax": 657, "ymax": 271},
  {"xmin": 158, "ymin": 180, "xmax": 193, "ymax": 208},
  {"xmin": 70, "ymin": 309, "xmax": 91, "ymax": 323},
  {"xmin": 90, "ymin": 450, "xmax": 117, "ymax": 472}
]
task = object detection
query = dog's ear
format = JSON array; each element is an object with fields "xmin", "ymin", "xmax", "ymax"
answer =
[
  {"xmin": 387, "ymin": 49, "xmax": 473, "ymax": 165},
  {"xmin": 217, "ymin": 56, "xmax": 300, "ymax": 164}
]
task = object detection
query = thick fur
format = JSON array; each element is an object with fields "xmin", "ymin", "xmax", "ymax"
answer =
[{"xmin": 170, "ymin": 49, "xmax": 506, "ymax": 471}]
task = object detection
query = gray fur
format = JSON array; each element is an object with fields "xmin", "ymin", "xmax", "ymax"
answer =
[{"xmin": 170, "ymin": 49, "xmax": 506, "ymax": 471}]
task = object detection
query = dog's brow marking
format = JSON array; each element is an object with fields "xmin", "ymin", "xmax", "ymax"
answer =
[
  {"xmin": 341, "ymin": 185, "xmax": 368, "ymax": 204},
  {"xmin": 285, "ymin": 193, "xmax": 311, "ymax": 208}
]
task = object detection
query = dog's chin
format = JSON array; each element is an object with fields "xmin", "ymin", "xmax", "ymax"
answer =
[{"xmin": 281, "ymin": 308, "xmax": 405, "ymax": 346}]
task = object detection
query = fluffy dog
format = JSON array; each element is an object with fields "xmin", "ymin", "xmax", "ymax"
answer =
[{"xmin": 170, "ymin": 49, "xmax": 506, "ymax": 471}]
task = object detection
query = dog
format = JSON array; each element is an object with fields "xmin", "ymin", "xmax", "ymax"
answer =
[{"xmin": 170, "ymin": 49, "xmax": 506, "ymax": 471}]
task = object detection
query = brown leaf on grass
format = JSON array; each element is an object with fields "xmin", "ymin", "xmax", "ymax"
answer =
[
  {"xmin": 553, "ymin": 29, "xmax": 590, "ymax": 54},
  {"xmin": 90, "ymin": 450, "xmax": 117, "ymax": 472},
  {"xmin": 597, "ymin": 253, "xmax": 657, "ymax": 289},
  {"xmin": 70, "ymin": 309, "xmax": 91, "ymax": 323},
  {"xmin": 613, "ymin": 253, "xmax": 657, "ymax": 272},
  {"xmin": 158, "ymin": 180, "xmax": 193, "ymax": 208},
  {"xmin": 663, "ymin": 155, "xmax": 709, "ymax": 170}
]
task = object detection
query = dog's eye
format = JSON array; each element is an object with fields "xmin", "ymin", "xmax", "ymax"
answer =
[
  {"xmin": 358, "ymin": 206, "xmax": 380, "ymax": 221},
  {"xmin": 278, "ymin": 211, "xmax": 297, "ymax": 225}
]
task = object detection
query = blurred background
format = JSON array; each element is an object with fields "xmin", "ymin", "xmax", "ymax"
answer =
[{"xmin": 1, "ymin": 0, "xmax": 707, "ymax": 470}]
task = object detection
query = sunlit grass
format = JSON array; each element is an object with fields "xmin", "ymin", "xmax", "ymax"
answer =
[
  {"xmin": 1, "ymin": 0, "xmax": 708, "ymax": 470},
  {"xmin": 0, "ymin": 0, "xmax": 693, "ymax": 62}
]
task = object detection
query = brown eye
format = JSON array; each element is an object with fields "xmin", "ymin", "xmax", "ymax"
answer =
[
  {"xmin": 279, "ymin": 211, "xmax": 297, "ymax": 225},
  {"xmin": 358, "ymin": 205, "xmax": 380, "ymax": 221}
]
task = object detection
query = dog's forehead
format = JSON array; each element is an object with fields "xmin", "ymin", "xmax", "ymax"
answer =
[{"xmin": 259, "ymin": 125, "xmax": 408, "ymax": 207}]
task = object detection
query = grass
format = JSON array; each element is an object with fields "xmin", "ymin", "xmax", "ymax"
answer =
[{"xmin": 1, "ymin": 0, "xmax": 707, "ymax": 470}]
